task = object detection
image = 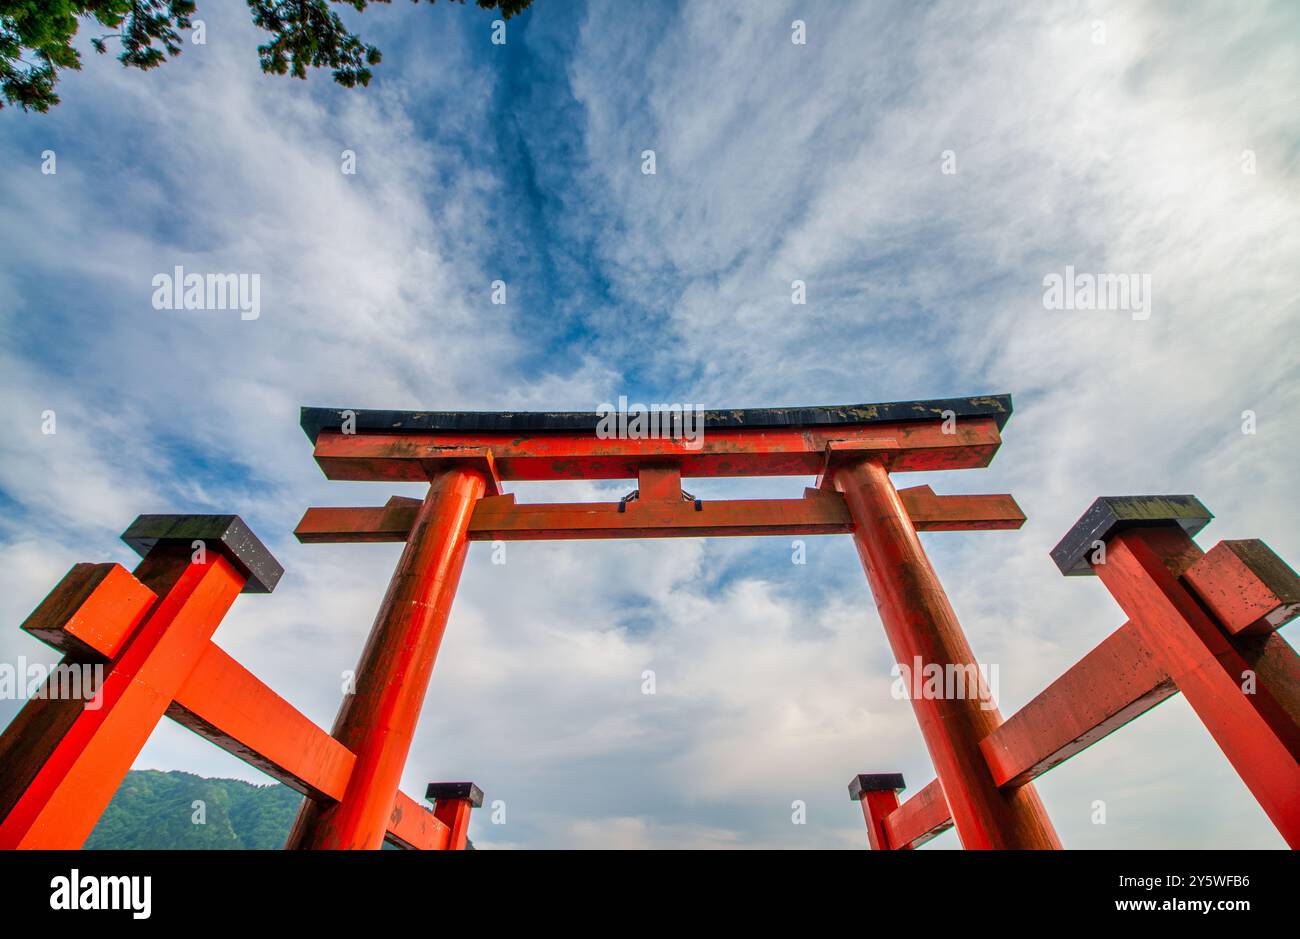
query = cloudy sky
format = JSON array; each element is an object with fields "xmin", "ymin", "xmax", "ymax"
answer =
[{"xmin": 1, "ymin": 0, "xmax": 1297, "ymax": 849}]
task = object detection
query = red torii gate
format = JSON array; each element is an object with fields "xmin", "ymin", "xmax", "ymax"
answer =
[
  {"xmin": 1, "ymin": 393, "xmax": 1296, "ymax": 849},
  {"xmin": 287, "ymin": 393, "xmax": 1057, "ymax": 848}
]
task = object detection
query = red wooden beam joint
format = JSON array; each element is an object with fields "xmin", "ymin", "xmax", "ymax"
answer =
[
  {"xmin": 885, "ymin": 778, "xmax": 954, "ymax": 849},
  {"xmin": 0, "ymin": 515, "xmax": 274, "ymax": 849},
  {"xmin": 849, "ymin": 775, "xmax": 954, "ymax": 850},
  {"xmin": 980, "ymin": 620, "xmax": 1176, "ymax": 789},
  {"xmin": 982, "ymin": 533, "xmax": 1300, "ymax": 791},
  {"xmin": 1182, "ymin": 539, "xmax": 1300, "ymax": 637},
  {"xmin": 0, "ymin": 515, "xmax": 472, "ymax": 850},
  {"xmin": 20, "ymin": 563, "xmax": 157, "ymax": 662},
  {"xmin": 386, "ymin": 791, "xmax": 453, "ymax": 850},
  {"xmin": 852, "ymin": 526, "xmax": 1300, "ymax": 844},
  {"xmin": 1097, "ymin": 530, "xmax": 1300, "ymax": 846},
  {"xmin": 1047, "ymin": 496, "xmax": 1300, "ymax": 847}
]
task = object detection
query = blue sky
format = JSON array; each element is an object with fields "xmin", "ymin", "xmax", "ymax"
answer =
[{"xmin": 1, "ymin": 0, "xmax": 1297, "ymax": 848}]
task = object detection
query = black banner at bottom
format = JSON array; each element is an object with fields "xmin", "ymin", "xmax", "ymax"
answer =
[{"xmin": 0, "ymin": 849, "xmax": 1289, "ymax": 925}]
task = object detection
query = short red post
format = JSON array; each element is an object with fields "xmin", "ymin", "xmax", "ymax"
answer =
[
  {"xmin": 833, "ymin": 457, "xmax": 1060, "ymax": 849},
  {"xmin": 849, "ymin": 774, "xmax": 905, "ymax": 850},
  {"xmin": 427, "ymin": 782, "xmax": 483, "ymax": 850},
  {"xmin": 287, "ymin": 465, "xmax": 489, "ymax": 849}
]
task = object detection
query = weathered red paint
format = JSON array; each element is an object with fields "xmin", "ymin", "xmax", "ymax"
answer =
[
  {"xmin": 294, "ymin": 486, "xmax": 1026, "ymax": 544},
  {"xmin": 885, "ymin": 779, "xmax": 953, "ymax": 849},
  {"xmin": 20, "ymin": 563, "xmax": 158, "ymax": 661},
  {"xmin": 9, "ymin": 397, "xmax": 1295, "ymax": 852},
  {"xmin": 866, "ymin": 530, "xmax": 1300, "ymax": 847},
  {"xmin": 169, "ymin": 641, "xmax": 357, "ymax": 802},
  {"xmin": 1181, "ymin": 539, "xmax": 1300, "ymax": 637},
  {"xmin": 310, "ymin": 418, "xmax": 1004, "ymax": 482},
  {"xmin": 833, "ymin": 456, "xmax": 1061, "ymax": 849},
  {"xmin": 388, "ymin": 792, "xmax": 453, "ymax": 850},
  {"xmin": 1094, "ymin": 528, "xmax": 1300, "ymax": 846},
  {"xmin": 857, "ymin": 789, "xmax": 901, "ymax": 851},
  {"xmin": 285, "ymin": 466, "xmax": 488, "ymax": 850},
  {"xmin": 0, "ymin": 527, "xmax": 473, "ymax": 850},
  {"xmin": 637, "ymin": 463, "xmax": 684, "ymax": 502},
  {"xmin": 980, "ymin": 536, "xmax": 1300, "ymax": 790},
  {"xmin": 432, "ymin": 797, "xmax": 475, "ymax": 851},
  {"xmin": 980, "ymin": 621, "xmax": 1176, "ymax": 788}
]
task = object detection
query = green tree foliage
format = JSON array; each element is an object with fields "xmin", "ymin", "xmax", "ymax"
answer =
[{"xmin": 0, "ymin": 0, "xmax": 534, "ymax": 112}]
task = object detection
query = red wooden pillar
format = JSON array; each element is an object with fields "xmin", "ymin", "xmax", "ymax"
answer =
[
  {"xmin": 833, "ymin": 456, "xmax": 1060, "ymax": 849},
  {"xmin": 0, "ymin": 515, "xmax": 281, "ymax": 849},
  {"xmin": 1053, "ymin": 495, "xmax": 1300, "ymax": 846},
  {"xmin": 287, "ymin": 464, "xmax": 489, "ymax": 849}
]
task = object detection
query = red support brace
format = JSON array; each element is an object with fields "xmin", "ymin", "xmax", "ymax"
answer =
[
  {"xmin": 885, "ymin": 778, "xmax": 954, "ymax": 849},
  {"xmin": 0, "ymin": 546, "xmax": 247, "ymax": 848},
  {"xmin": 1094, "ymin": 528, "xmax": 1300, "ymax": 846}
]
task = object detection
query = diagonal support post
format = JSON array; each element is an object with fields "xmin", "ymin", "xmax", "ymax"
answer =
[
  {"xmin": 286, "ymin": 463, "xmax": 490, "ymax": 849},
  {"xmin": 832, "ymin": 455, "xmax": 1061, "ymax": 849},
  {"xmin": 0, "ymin": 520, "xmax": 471, "ymax": 850},
  {"xmin": 1051, "ymin": 495, "xmax": 1300, "ymax": 846},
  {"xmin": 0, "ymin": 516, "xmax": 283, "ymax": 849}
]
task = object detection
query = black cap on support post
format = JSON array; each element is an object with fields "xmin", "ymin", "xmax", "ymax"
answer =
[
  {"xmin": 1050, "ymin": 495, "xmax": 1213, "ymax": 577},
  {"xmin": 120, "ymin": 514, "xmax": 285, "ymax": 594},
  {"xmin": 848, "ymin": 773, "xmax": 906, "ymax": 801},
  {"xmin": 425, "ymin": 782, "xmax": 484, "ymax": 808}
]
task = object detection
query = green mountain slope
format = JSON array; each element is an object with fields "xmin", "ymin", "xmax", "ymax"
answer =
[
  {"xmin": 86, "ymin": 769, "xmax": 471, "ymax": 849},
  {"xmin": 86, "ymin": 769, "xmax": 304, "ymax": 849}
]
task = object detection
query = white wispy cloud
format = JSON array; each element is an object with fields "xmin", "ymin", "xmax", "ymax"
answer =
[{"xmin": 0, "ymin": 0, "xmax": 1294, "ymax": 849}]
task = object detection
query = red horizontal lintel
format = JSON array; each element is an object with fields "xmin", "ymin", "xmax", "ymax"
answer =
[
  {"xmin": 295, "ymin": 486, "xmax": 1025, "ymax": 544},
  {"xmin": 310, "ymin": 418, "xmax": 1003, "ymax": 482}
]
